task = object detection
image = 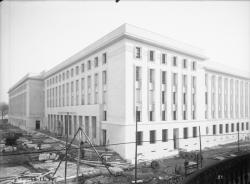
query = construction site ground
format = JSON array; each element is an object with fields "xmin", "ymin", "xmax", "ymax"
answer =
[{"xmin": 1, "ymin": 122, "xmax": 250, "ymax": 184}]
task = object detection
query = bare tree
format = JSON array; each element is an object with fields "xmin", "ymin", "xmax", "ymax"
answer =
[{"xmin": 0, "ymin": 102, "xmax": 8, "ymax": 121}]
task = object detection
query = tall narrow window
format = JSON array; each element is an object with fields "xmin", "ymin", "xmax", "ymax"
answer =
[
  {"xmin": 172, "ymin": 56, "xmax": 177, "ymax": 66},
  {"xmin": 102, "ymin": 71, "xmax": 107, "ymax": 85},
  {"xmin": 183, "ymin": 59, "xmax": 187, "ymax": 69},
  {"xmin": 94, "ymin": 57, "xmax": 98, "ymax": 67},
  {"xmin": 162, "ymin": 129, "xmax": 168, "ymax": 142},
  {"xmin": 192, "ymin": 61, "xmax": 196, "ymax": 70},
  {"xmin": 150, "ymin": 130, "xmax": 156, "ymax": 144},
  {"xmin": 162, "ymin": 71, "xmax": 166, "ymax": 84},
  {"xmin": 88, "ymin": 60, "xmax": 91, "ymax": 70},
  {"xmin": 81, "ymin": 63, "xmax": 85, "ymax": 73},
  {"xmin": 102, "ymin": 53, "xmax": 107, "ymax": 64},
  {"xmin": 149, "ymin": 69, "xmax": 154, "ymax": 83},
  {"xmin": 184, "ymin": 127, "xmax": 188, "ymax": 139},
  {"xmin": 193, "ymin": 127, "xmax": 197, "ymax": 137},
  {"xmin": 136, "ymin": 67, "xmax": 141, "ymax": 82},
  {"xmin": 137, "ymin": 131, "xmax": 143, "ymax": 145},
  {"xmin": 149, "ymin": 50, "xmax": 155, "ymax": 61},
  {"xmin": 76, "ymin": 66, "xmax": 79, "ymax": 75},
  {"xmin": 161, "ymin": 53, "xmax": 166, "ymax": 64},
  {"xmin": 135, "ymin": 47, "xmax": 141, "ymax": 59}
]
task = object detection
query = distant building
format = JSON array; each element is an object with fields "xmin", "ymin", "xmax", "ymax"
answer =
[
  {"xmin": 8, "ymin": 73, "xmax": 44, "ymax": 130},
  {"xmin": 8, "ymin": 24, "xmax": 250, "ymax": 162}
]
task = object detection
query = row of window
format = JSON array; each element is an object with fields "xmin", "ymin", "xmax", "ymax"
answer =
[
  {"xmin": 47, "ymin": 114, "xmax": 99, "ymax": 138},
  {"xmin": 211, "ymin": 122, "xmax": 249, "ymax": 135},
  {"xmin": 205, "ymin": 74, "xmax": 250, "ymax": 119},
  {"xmin": 134, "ymin": 47, "xmax": 197, "ymax": 70},
  {"xmin": 47, "ymin": 71, "xmax": 107, "ymax": 108},
  {"xmin": 46, "ymin": 53, "xmax": 107, "ymax": 87},
  {"xmin": 136, "ymin": 122, "xmax": 249, "ymax": 146},
  {"xmin": 136, "ymin": 69, "xmax": 196, "ymax": 121}
]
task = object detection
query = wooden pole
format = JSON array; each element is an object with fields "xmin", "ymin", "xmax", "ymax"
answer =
[
  {"xmin": 76, "ymin": 128, "xmax": 82, "ymax": 184},
  {"xmin": 65, "ymin": 112, "xmax": 69, "ymax": 184},
  {"xmin": 199, "ymin": 126, "xmax": 203, "ymax": 168},
  {"xmin": 238, "ymin": 125, "xmax": 240, "ymax": 152},
  {"xmin": 135, "ymin": 117, "xmax": 138, "ymax": 183}
]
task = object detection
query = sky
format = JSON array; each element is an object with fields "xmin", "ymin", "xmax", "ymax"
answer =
[{"xmin": 0, "ymin": 1, "xmax": 250, "ymax": 103}]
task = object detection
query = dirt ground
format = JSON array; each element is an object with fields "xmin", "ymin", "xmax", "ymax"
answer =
[{"xmin": 1, "ymin": 122, "xmax": 250, "ymax": 184}]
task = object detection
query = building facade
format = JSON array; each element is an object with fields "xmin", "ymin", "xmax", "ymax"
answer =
[
  {"xmin": 8, "ymin": 24, "xmax": 250, "ymax": 162},
  {"xmin": 8, "ymin": 73, "xmax": 44, "ymax": 130}
]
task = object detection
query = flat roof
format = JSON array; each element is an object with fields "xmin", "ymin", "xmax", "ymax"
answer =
[
  {"xmin": 8, "ymin": 73, "xmax": 44, "ymax": 93},
  {"xmin": 44, "ymin": 23, "xmax": 208, "ymax": 79},
  {"xmin": 205, "ymin": 61, "xmax": 250, "ymax": 80}
]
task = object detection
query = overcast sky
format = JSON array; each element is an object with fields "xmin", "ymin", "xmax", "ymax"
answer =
[{"xmin": 1, "ymin": 1, "xmax": 250, "ymax": 103}]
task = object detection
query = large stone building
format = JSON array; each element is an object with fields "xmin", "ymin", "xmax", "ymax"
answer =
[
  {"xmin": 8, "ymin": 24, "xmax": 250, "ymax": 162},
  {"xmin": 8, "ymin": 73, "xmax": 44, "ymax": 130}
]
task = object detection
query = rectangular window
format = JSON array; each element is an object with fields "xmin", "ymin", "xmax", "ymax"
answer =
[
  {"xmin": 136, "ymin": 110, "xmax": 141, "ymax": 122},
  {"xmin": 231, "ymin": 123, "xmax": 234, "ymax": 132},
  {"xmin": 213, "ymin": 125, "xmax": 216, "ymax": 135},
  {"xmin": 226, "ymin": 124, "xmax": 229, "ymax": 133},
  {"xmin": 172, "ymin": 56, "xmax": 177, "ymax": 66},
  {"xmin": 162, "ymin": 129, "xmax": 168, "ymax": 142},
  {"xmin": 149, "ymin": 50, "xmax": 155, "ymax": 61},
  {"xmin": 79, "ymin": 116, "xmax": 83, "ymax": 128},
  {"xmin": 193, "ymin": 127, "xmax": 197, "ymax": 137},
  {"xmin": 183, "ymin": 59, "xmax": 187, "ymax": 69},
  {"xmin": 162, "ymin": 71, "xmax": 166, "ymax": 84},
  {"xmin": 102, "ymin": 53, "xmax": 107, "ymax": 64},
  {"xmin": 242, "ymin": 122, "xmax": 244, "ymax": 131},
  {"xmin": 237, "ymin": 123, "xmax": 239, "ymax": 131},
  {"xmin": 69, "ymin": 116, "xmax": 72, "ymax": 135},
  {"xmin": 81, "ymin": 78, "xmax": 85, "ymax": 105},
  {"xmin": 183, "ymin": 127, "xmax": 188, "ymax": 139},
  {"xmin": 150, "ymin": 130, "xmax": 156, "ymax": 144},
  {"xmin": 81, "ymin": 63, "xmax": 85, "ymax": 73},
  {"xmin": 85, "ymin": 116, "xmax": 89, "ymax": 136},
  {"xmin": 173, "ymin": 110, "xmax": 177, "ymax": 120},
  {"xmin": 92, "ymin": 116, "xmax": 97, "ymax": 138},
  {"xmin": 161, "ymin": 53, "xmax": 166, "ymax": 64},
  {"xmin": 67, "ymin": 70, "xmax": 69, "ymax": 79},
  {"xmin": 94, "ymin": 57, "xmax": 98, "ymax": 67},
  {"xmin": 135, "ymin": 47, "xmax": 141, "ymax": 59},
  {"xmin": 71, "ymin": 68, "xmax": 74, "ymax": 77},
  {"xmin": 149, "ymin": 111, "xmax": 153, "ymax": 121},
  {"xmin": 162, "ymin": 91, "xmax": 165, "ymax": 104},
  {"xmin": 71, "ymin": 81, "xmax": 74, "ymax": 106},
  {"xmin": 136, "ymin": 67, "xmax": 141, "ymax": 81},
  {"xmin": 246, "ymin": 122, "xmax": 249, "ymax": 130},
  {"xmin": 76, "ymin": 66, "xmax": 79, "ymax": 75},
  {"xmin": 88, "ymin": 60, "xmax": 91, "ymax": 70},
  {"xmin": 192, "ymin": 61, "xmax": 196, "ymax": 70},
  {"xmin": 137, "ymin": 131, "xmax": 143, "ymax": 145},
  {"xmin": 62, "ymin": 73, "xmax": 65, "ymax": 80},
  {"xmin": 103, "ymin": 111, "xmax": 107, "ymax": 121},
  {"xmin": 102, "ymin": 71, "xmax": 107, "ymax": 85},
  {"xmin": 149, "ymin": 69, "xmax": 154, "ymax": 83},
  {"xmin": 162, "ymin": 110, "xmax": 165, "ymax": 121},
  {"xmin": 219, "ymin": 124, "xmax": 223, "ymax": 134}
]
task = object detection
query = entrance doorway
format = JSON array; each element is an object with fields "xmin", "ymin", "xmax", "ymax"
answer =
[
  {"xmin": 102, "ymin": 129, "xmax": 107, "ymax": 146},
  {"xmin": 35, "ymin": 120, "xmax": 40, "ymax": 130},
  {"xmin": 173, "ymin": 128, "xmax": 179, "ymax": 149}
]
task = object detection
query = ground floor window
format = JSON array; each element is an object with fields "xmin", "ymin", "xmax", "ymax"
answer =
[
  {"xmin": 219, "ymin": 124, "xmax": 223, "ymax": 134},
  {"xmin": 183, "ymin": 127, "xmax": 188, "ymax": 139},
  {"xmin": 193, "ymin": 127, "xmax": 197, "ymax": 137},
  {"xmin": 137, "ymin": 131, "xmax": 143, "ymax": 145},
  {"xmin": 150, "ymin": 130, "xmax": 156, "ymax": 144},
  {"xmin": 162, "ymin": 129, "xmax": 168, "ymax": 142},
  {"xmin": 213, "ymin": 125, "xmax": 216, "ymax": 135}
]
